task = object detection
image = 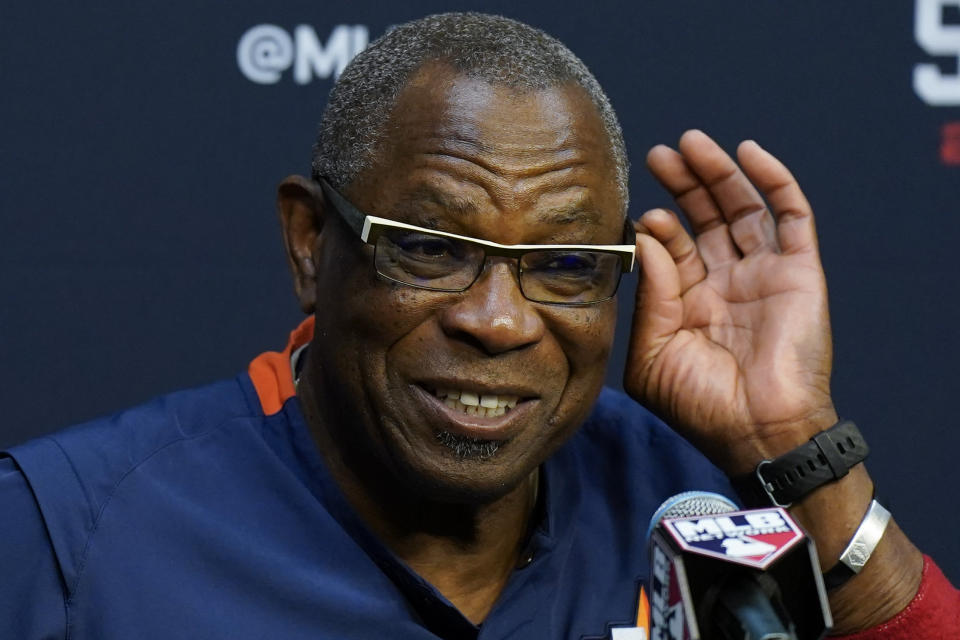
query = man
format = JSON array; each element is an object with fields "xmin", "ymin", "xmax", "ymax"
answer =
[{"xmin": 2, "ymin": 12, "xmax": 956, "ymax": 639}]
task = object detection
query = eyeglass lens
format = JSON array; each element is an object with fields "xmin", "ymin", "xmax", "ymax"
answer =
[{"xmin": 373, "ymin": 229, "xmax": 621, "ymax": 304}]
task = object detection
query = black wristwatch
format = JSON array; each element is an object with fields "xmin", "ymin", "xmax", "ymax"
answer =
[{"xmin": 732, "ymin": 420, "xmax": 869, "ymax": 508}]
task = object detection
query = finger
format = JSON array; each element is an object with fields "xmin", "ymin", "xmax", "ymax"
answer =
[
  {"xmin": 626, "ymin": 233, "xmax": 683, "ymax": 390},
  {"xmin": 646, "ymin": 144, "xmax": 726, "ymax": 234},
  {"xmin": 697, "ymin": 225, "xmax": 742, "ymax": 271},
  {"xmin": 737, "ymin": 140, "xmax": 818, "ymax": 255},
  {"xmin": 676, "ymin": 130, "xmax": 780, "ymax": 256},
  {"xmin": 646, "ymin": 145, "xmax": 741, "ymax": 269},
  {"xmin": 638, "ymin": 208, "xmax": 707, "ymax": 295}
]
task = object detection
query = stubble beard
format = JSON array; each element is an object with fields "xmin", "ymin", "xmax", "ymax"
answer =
[{"xmin": 434, "ymin": 430, "xmax": 504, "ymax": 460}]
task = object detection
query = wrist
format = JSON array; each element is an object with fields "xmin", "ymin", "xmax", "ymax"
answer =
[
  {"xmin": 786, "ymin": 468, "xmax": 923, "ymax": 633},
  {"xmin": 724, "ymin": 414, "xmax": 925, "ymax": 633},
  {"xmin": 731, "ymin": 416, "xmax": 862, "ymax": 509},
  {"xmin": 721, "ymin": 406, "xmax": 840, "ymax": 476},
  {"xmin": 822, "ymin": 498, "xmax": 891, "ymax": 590},
  {"xmin": 826, "ymin": 516, "xmax": 924, "ymax": 633}
]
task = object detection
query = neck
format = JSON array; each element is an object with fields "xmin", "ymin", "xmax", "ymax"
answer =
[{"xmin": 297, "ymin": 355, "xmax": 540, "ymax": 624}]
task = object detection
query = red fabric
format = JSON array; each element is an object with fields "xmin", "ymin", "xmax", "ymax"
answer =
[{"xmin": 834, "ymin": 555, "xmax": 959, "ymax": 639}]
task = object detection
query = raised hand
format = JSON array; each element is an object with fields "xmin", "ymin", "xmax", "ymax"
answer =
[
  {"xmin": 625, "ymin": 130, "xmax": 928, "ymax": 633},
  {"xmin": 624, "ymin": 130, "xmax": 838, "ymax": 474}
]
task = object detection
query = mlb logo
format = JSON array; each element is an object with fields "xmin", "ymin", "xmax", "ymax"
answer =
[
  {"xmin": 648, "ymin": 507, "xmax": 830, "ymax": 639},
  {"xmin": 661, "ymin": 508, "xmax": 804, "ymax": 570}
]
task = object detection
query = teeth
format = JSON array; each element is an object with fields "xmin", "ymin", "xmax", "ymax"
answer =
[{"xmin": 433, "ymin": 388, "xmax": 521, "ymax": 417}]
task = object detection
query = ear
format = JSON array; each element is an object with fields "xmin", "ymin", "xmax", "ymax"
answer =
[{"xmin": 277, "ymin": 175, "xmax": 327, "ymax": 313}]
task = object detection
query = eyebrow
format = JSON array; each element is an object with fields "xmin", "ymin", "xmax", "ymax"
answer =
[
  {"xmin": 533, "ymin": 202, "xmax": 600, "ymax": 226},
  {"xmin": 398, "ymin": 186, "xmax": 481, "ymax": 220},
  {"xmin": 397, "ymin": 185, "xmax": 602, "ymax": 227}
]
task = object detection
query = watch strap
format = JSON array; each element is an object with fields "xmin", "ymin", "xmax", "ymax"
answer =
[{"xmin": 732, "ymin": 420, "xmax": 869, "ymax": 508}]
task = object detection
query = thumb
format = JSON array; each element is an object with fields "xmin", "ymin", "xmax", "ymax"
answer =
[{"xmin": 624, "ymin": 233, "xmax": 683, "ymax": 397}]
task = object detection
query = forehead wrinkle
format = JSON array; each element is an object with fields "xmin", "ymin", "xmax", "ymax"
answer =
[
  {"xmin": 427, "ymin": 137, "xmax": 588, "ymax": 180},
  {"xmin": 414, "ymin": 143, "xmax": 594, "ymax": 204},
  {"xmin": 397, "ymin": 183, "xmax": 482, "ymax": 217},
  {"xmin": 390, "ymin": 158, "xmax": 608, "ymax": 232},
  {"xmin": 391, "ymin": 185, "xmax": 604, "ymax": 238}
]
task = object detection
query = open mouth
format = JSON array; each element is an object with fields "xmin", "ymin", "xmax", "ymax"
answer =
[{"xmin": 431, "ymin": 388, "xmax": 520, "ymax": 418}]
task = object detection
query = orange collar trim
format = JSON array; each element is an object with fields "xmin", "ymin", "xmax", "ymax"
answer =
[{"xmin": 247, "ymin": 316, "xmax": 315, "ymax": 416}]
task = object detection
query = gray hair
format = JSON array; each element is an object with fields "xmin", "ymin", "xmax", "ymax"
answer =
[{"xmin": 312, "ymin": 12, "xmax": 629, "ymax": 212}]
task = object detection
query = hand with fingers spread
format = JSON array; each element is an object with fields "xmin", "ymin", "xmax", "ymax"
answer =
[
  {"xmin": 624, "ymin": 129, "xmax": 837, "ymax": 475},
  {"xmin": 626, "ymin": 130, "xmax": 927, "ymax": 633}
]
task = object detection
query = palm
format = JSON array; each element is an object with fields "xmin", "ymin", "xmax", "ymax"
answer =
[{"xmin": 625, "ymin": 131, "xmax": 835, "ymax": 474}]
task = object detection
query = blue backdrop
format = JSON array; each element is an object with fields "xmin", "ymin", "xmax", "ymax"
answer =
[{"xmin": 2, "ymin": 2, "xmax": 958, "ymax": 582}]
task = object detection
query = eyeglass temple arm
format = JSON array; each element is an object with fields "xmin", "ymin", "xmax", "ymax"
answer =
[
  {"xmin": 316, "ymin": 178, "xmax": 367, "ymax": 237},
  {"xmin": 621, "ymin": 216, "xmax": 637, "ymax": 248}
]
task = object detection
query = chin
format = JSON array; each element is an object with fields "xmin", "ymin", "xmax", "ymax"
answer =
[{"xmin": 393, "ymin": 438, "xmax": 538, "ymax": 506}]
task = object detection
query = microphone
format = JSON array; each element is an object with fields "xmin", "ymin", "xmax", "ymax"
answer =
[{"xmin": 646, "ymin": 492, "xmax": 832, "ymax": 640}]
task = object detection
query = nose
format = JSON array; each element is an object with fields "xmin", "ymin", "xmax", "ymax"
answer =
[{"xmin": 439, "ymin": 259, "xmax": 546, "ymax": 355}]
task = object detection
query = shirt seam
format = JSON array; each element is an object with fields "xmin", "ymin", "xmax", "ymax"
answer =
[{"xmin": 62, "ymin": 411, "xmax": 260, "ymax": 628}]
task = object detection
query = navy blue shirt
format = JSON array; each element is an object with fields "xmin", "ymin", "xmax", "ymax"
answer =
[{"xmin": 0, "ymin": 333, "xmax": 733, "ymax": 639}]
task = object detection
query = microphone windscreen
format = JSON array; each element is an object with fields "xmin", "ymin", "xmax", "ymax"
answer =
[{"xmin": 646, "ymin": 491, "xmax": 738, "ymax": 539}]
